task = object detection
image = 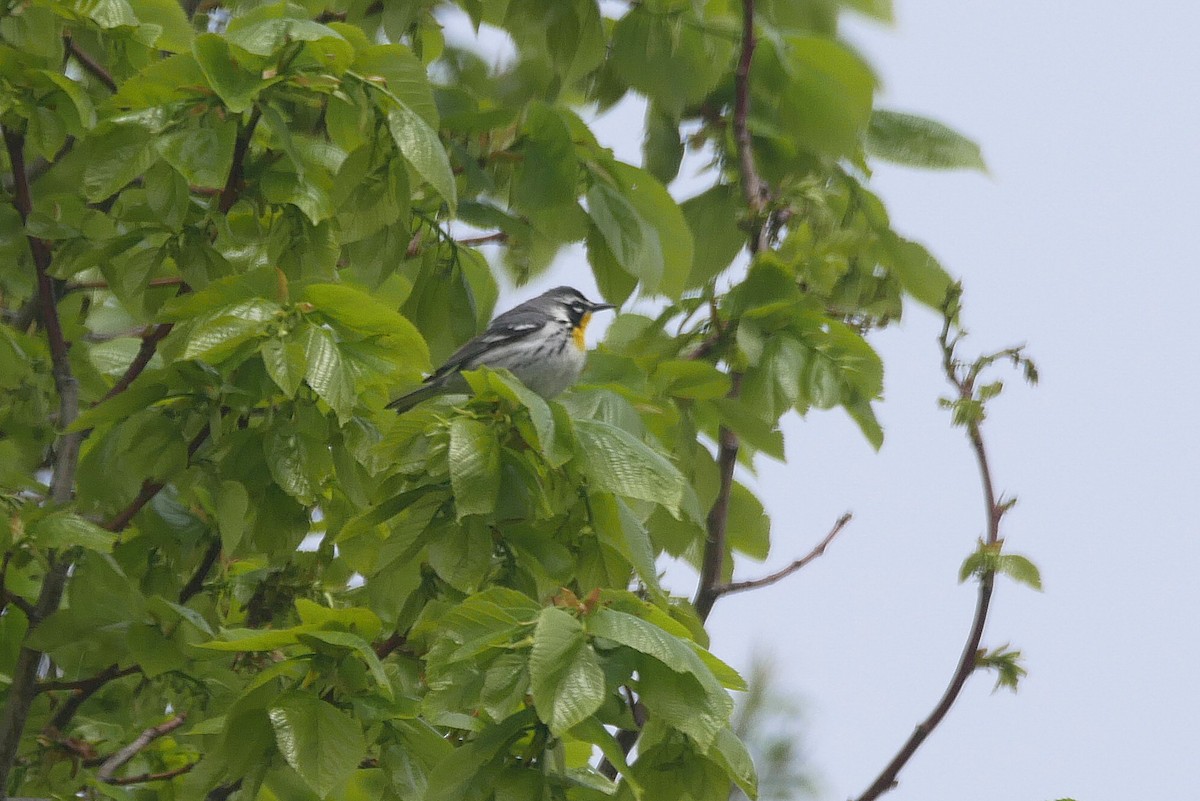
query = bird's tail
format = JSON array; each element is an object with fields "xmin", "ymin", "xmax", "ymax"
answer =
[{"xmin": 386, "ymin": 381, "xmax": 443, "ymax": 413}]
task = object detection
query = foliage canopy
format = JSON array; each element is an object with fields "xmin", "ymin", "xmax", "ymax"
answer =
[{"xmin": 0, "ymin": 1, "xmax": 1008, "ymax": 800}]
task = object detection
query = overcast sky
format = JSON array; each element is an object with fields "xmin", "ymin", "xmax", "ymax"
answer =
[{"xmin": 455, "ymin": 1, "xmax": 1200, "ymax": 798}]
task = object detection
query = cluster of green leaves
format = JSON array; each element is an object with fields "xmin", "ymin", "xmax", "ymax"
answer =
[{"xmin": 1, "ymin": 1, "xmax": 992, "ymax": 800}]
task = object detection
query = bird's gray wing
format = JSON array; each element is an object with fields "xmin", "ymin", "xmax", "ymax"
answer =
[{"xmin": 425, "ymin": 301, "xmax": 548, "ymax": 383}]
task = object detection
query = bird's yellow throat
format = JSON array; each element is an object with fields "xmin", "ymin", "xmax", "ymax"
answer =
[{"xmin": 572, "ymin": 311, "xmax": 593, "ymax": 350}]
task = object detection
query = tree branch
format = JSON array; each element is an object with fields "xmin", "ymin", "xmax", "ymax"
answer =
[
  {"xmin": 104, "ymin": 761, "xmax": 197, "ymax": 785},
  {"xmin": 852, "ymin": 297, "xmax": 1013, "ymax": 801},
  {"xmin": 103, "ymin": 426, "xmax": 210, "ymax": 532},
  {"xmin": 693, "ymin": 404, "xmax": 741, "ymax": 622},
  {"xmin": 732, "ymin": 0, "xmax": 769, "ymax": 252},
  {"xmin": 42, "ymin": 663, "xmax": 142, "ymax": 736},
  {"xmin": 64, "ymin": 34, "xmax": 117, "ymax": 92},
  {"xmin": 97, "ymin": 713, "xmax": 188, "ymax": 782},
  {"xmin": 456, "ymin": 231, "xmax": 508, "ymax": 247},
  {"xmin": 178, "ymin": 537, "xmax": 223, "ymax": 604},
  {"xmin": 99, "ymin": 322, "xmax": 174, "ymax": 404},
  {"xmin": 714, "ymin": 513, "xmax": 852, "ymax": 597},
  {"xmin": 0, "ymin": 122, "xmax": 86, "ymax": 797}
]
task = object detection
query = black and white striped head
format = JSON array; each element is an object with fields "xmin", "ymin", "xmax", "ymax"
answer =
[{"xmin": 537, "ymin": 286, "xmax": 615, "ymax": 327}]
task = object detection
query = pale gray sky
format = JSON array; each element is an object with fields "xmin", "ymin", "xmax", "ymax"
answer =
[{"xmin": 457, "ymin": 1, "xmax": 1200, "ymax": 798}]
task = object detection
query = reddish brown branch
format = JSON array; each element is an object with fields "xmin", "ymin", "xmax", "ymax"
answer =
[
  {"xmin": 178, "ymin": 537, "xmax": 222, "ymax": 604},
  {"xmin": 715, "ymin": 513, "xmax": 852, "ymax": 597},
  {"xmin": 38, "ymin": 663, "xmax": 140, "ymax": 695},
  {"xmin": 103, "ymin": 426, "xmax": 210, "ymax": 532},
  {"xmin": 733, "ymin": 0, "xmax": 769, "ymax": 253},
  {"xmin": 373, "ymin": 631, "xmax": 408, "ymax": 660},
  {"xmin": 693, "ymin": 408, "xmax": 742, "ymax": 622},
  {"xmin": 456, "ymin": 231, "xmax": 508, "ymax": 247},
  {"xmin": 104, "ymin": 761, "xmax": 197, "ymax": 785},
  {"xmin": 98, "ymin": 322, "xmax": 174, "ymax": 403},
  {"xmin": 64, "ymin": 34, "xmax": 117, "ymax": 92},
  {"xmin": 97, "ymin": 713, "xmax": 188, "ymax": 782},
  {"xmin": 852, "ymin": 304, "xmax": 1011, "ymax": 801},
  {"xmin": 0, "ymin": 122, "xmax": 86, "ymax": 795},
  {"xmin": 70, "ymin": 276, "xmax": 185, "ymax": 293},
  {"xmin": 218, "ymin": 106, "xmax": 262, "ymax": 214}
]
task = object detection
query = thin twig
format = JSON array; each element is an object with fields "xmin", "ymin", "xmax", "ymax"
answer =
[
  {"xmin": 178, "ymin": 537, "xmax": 223, "ymax": 604},
  {"xmin": 97, "ymin": 713, "xmax": 188, "ymax": 782},
  {"xmin": 99, "ymin": 322, "xmax": 174, "ymax": 404},
  {"xmin": 104, "ymin": 761, "xmax": 198, "ymax": 785},
  {"xmin": 0, "ymin": 123, "xmax": 85, "ymax": 795},
  {"xmin": 373, "ymin": 631, "xmax": 408, "ymax": 659},
  {"xmin": 456, "ymin": 231, "xmax": 508, "ymax": 247},
  {"xmin": 42, "ymin": 663, "xmax": 142, "ymax": 735},
  {"xmin": 64, "ymin": 34, "xmax": 117, "ymax": 92},
  {"xmin": 104, "ymin": 427, "xmax": 210, "ymax": 532},
  {"xmin": 852, "ymin": 299, "xmax": 1011, "ymax": 801},
  {"xmin": 38, "ymin": 663, "xmax": 140, "ymax": 695},
  {"xmin": 715, "ymin": 513, "xmax": 852, "ymax": 597},
  {"xmin": 69, "ymin": 276, "xmax": 185, "ymax": 293}
]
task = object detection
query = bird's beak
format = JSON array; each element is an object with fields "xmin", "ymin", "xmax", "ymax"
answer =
[{"xmin": 589, "ymin": 301, "xmax": 616, "ymax": 312}]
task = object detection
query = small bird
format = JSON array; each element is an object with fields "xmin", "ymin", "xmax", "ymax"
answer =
[{"xmin": 387, "ymin": 286, "xmax": 615, "ymax": 412}]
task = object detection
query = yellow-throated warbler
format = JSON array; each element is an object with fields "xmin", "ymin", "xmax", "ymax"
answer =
[{"xmin": 387, "ymin": 286, "xmax": 615, "ymax": 412}]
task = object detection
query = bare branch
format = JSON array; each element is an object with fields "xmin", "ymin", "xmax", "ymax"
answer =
[
  {"xmin": 852, "ymin": 295, "xmax": 1014, "ymax": 801},
  {"xmin": 97, "ymin": 713, "xmax": 188, "ymax": 782},
  {"xmin": 715, "ymin": 513, "xmax": 852, "ymax": 597},
  {"xmin": 218, "ymin": 106, "xmax": 262, "ymax": 213},
  {"xmin": 64, "ymin": 34, "xmax": 117, "ymax": 92}
]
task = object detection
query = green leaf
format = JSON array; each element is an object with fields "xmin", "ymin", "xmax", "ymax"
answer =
[
  {"xmin": 297, "ymin": 630, "xmax": 393, "ymax": 697},
  {"xmin": 30, "ymin": 511, "xmax": 116, "ymax": 553},
  {"xmin": 707, "ymin": 726, "xmax": 758, "ymax": 798},
  {"xmin": 79, "ymin": 0, "xmax": 139, "ymax": 28},
  {"xmin": 193, "ymin": 33, "xmax": 265, "ymax": 113},
  {"xmin": 128, "ymin": 0, "xmax": 194, "ymax": 51},
  {"xmin": 586, "ymin": 181, "xmax": 663, "ymax": 291},
  {"xmin": 588, "ymin": 493, "xmax": 663, "ymax": 598},
  {"xmin": 183, "ymin": 301, "xmax": 278, "ymax": 364},
  {"xmin": 200, "ymin": 627, "xmax": 304, "ymax": 651},
  {"xmin": 884, "ymin": 234, "xmax": 955, "ymax": 311},
  {"xmin": 303, "ymin": 325, "xmax": 356, "ymax": 423},
  {"xmin": 268, "ymin": 692, "xmax": 366, "ymax": 798},
  {"xmin": 573, "ymin": 419, "xmax": 685, "ymax": 516},
  {"xmin": 866, "ymin": 110, "xmax": 986, "ymax": 172},
  {"xmin": 449, "ymin": 418, "xmax": 501, "ymax": 518},
  {"xmin": 157, "ymin": 118, "xmax": 238, "ymax": 189},
  {"xmin": 610, "ymin": 163, "xmax": 692, "ymax": 298},
  {"xmin": 82, "ymin": 126, "xmax": 156, "ymax": 202},
  {"xmin": 512, "ymin": 103, "xmax": 577, "ymax": 211},
  {"xmin": 643, "ymin": 104, "xmax": 682, "ymax": 185},
  {"xmin": 301, "ymin": 283, "xmax": 430, "ymax": 368},
  {"xmin": 386, "ymin": 104, "xmax": 457, "ymax": 208},
  {"xmin": 261, "ymin": 334, "xmax": 308, "ymax": 398},
  {"xmin": 753, "ymin": 35, "xmax": 877, "ymax": 158},
  {"xmin": 998, "ymin": 553, "xmax": 1044, "ymax": 591},
  {"xmin": 610, "ymin": 7, "xmax": 733, "ymax": 117},
  {"xmin": 214, "ymin": 479, "xmax": 249, "ymax": 552},
  {"xmin": 655, "ymin": 360, "xmax": 732, "ymax": 400},
  {"xmin": 681, "ymin": 184, "xmax": 746, "ymax": 288},
  {"xmin": 529, "ymin": 607, "xmax": 605, "ymax": 735}
]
